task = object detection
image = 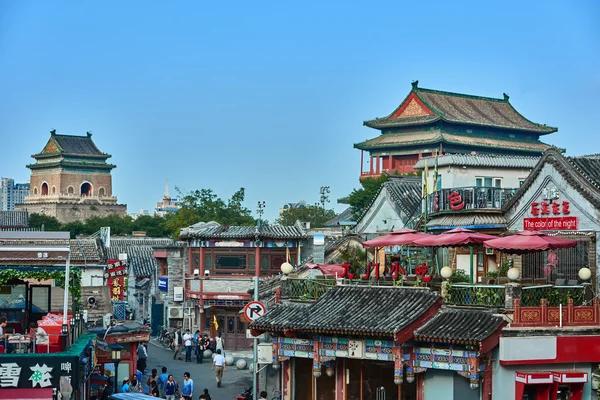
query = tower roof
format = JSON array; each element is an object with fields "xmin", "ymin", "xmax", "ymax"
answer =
[
  {"xmin": 363, "ymin": 81, "xmax": 557, "ymax": 135},
  {"xmin": 33, "ymin": 131, "xmax": 109, "ymax": 158}
]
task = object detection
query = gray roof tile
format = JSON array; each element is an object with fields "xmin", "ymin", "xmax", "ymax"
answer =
[
  {"xmin": 180, "ymin": 221, "xmax": 307, "ymax": 240},
  {"xmin": 414, "ymin": 307, "xmax": 505, "ymax": 343},
  {"xmin": 251, "ymin": 285, "xmax": 440, "ymax": 337},
  {"xmin": 427, "ymin": 214, "xmax": 506, "ymax": 230},
  {"xmin": 53, "ymin": 134, "xmax": 104, "ymax": 155},
  {"xmin": 414, "ymin": 154, "xmax": 540, "ymax": 170},
  {"xmin": 106, "ymin": 237, "xmax": 173, "ymax": 276},
  {"xmin": 0, "ymin": 211, "xmax": 29, "ymax": 228}
]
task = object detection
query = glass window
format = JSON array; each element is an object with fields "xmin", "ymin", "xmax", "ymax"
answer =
[
  {"xmin": 261, "ymin": 255, "xmax": 269, "ymax": 272},
  {"xmin": 215, "ymin": 254, "xmax": 246, "ymax": 270},
  {"xmin": 476, "ymin": 177, "xmax": 483, "ymax": 187},
  {"xmin": 494, "ymin": 178, "xmax": 502, "ymax": 188},
  {"xmin": 484, "ymin": 177, "xmax": 492, "ymax": 187},
  {"xmin": 237, "ymin": 315, "xmax": 245, "ymax": 334},
  {"xmin": 227, "ymin": 316, "xmax": 235, "ymax": 334},
  {"xmin": 248, "ymin": 253, "xmax": 256, "ymax": 272},
  {"xmin": 436, "ymin": 174, "xmax": 442, "ymax": 191}
]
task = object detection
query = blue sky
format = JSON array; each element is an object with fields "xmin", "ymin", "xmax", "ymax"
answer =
[{"xmin": 1, "ymin": 1, "xmax": 599, "ymax": 222}]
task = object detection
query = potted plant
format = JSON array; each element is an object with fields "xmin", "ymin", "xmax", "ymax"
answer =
[{"xmin": 592, "ymin": 365, "xmax": 600, "ymax": 390}]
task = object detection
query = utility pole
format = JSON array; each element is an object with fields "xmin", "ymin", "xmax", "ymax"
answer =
[
  {"xmin": 257, "ymin": 201, "xmax": 265, "ymax": 225},
  {"xmin": 319, "ymin": 186, "xmax": 330, "ymax": 211}
]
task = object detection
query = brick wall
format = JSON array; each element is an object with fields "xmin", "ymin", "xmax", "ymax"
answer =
[{"xmin": 30, "ymin": 170, "xmax": 113, "ymax": 196}]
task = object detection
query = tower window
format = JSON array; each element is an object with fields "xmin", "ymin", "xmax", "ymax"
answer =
[
  {"xmin": 68, "ymin": 186, "xmax": 74, "ymax": 194},
  {"xmin": 81, "ymin": 182, "xmax": 92, "ymax": 196},
  {"xmin": 98, "ymin": 187, "xmax": 106, "ymax": 196},
  {"xmin": 41, "ymin": 183, "xmax": 48, "ymax": 196}
]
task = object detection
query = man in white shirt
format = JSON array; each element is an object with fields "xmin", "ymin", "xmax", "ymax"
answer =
[
  {"xmin": 29, "ymin": 322, "xmax": 48, "ymax": 352},
  {"xmin": 183, "ymin": 329, "xmax": 193, "ymax": 362},
  {"xmin": 212, "ymin": 349, "xmax": 226, "ymax": 387}
]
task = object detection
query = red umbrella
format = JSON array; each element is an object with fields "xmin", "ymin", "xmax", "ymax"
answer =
[
  {"xmin": 362, "ymin": 228, "xmax": 431, "ymax": 248},
  {"xmin": 484, "ymin": 230, "xmax": 578, "ymax": 254},
  {"xmin": 413, "ymin": 227, "xmax": 497, "ymax": 247}
]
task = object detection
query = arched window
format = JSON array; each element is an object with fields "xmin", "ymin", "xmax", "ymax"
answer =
[
  {"xmin": 51, "ymin": 186, "xmax": 56, "ymax": 194},
  {"xmin": 33, "ymin": 187, "xmax": 38, "ymax": 195},
  {"xmin": 80, "ymin": 182, "xmax": 92, "ymax": 196},
  {"xmin": 98, "ymin": 187, "xmax": 106, "ymax": 196},
  {"xmin": 41, "ymin": 182, "xmax": 48, "ymax": 196},
  {"xmin": 67, "ymin": 186, "xmax": 74, "ymax": 194}
]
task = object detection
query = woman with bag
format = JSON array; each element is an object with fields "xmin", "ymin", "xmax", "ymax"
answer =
[{"xmin": 164, "ymin": 374, "xmax": 177, "ymax": 400}]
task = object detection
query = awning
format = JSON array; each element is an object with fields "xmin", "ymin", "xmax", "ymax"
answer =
[
  {"xmin": 516, "ymin": 371, "xmax": 553, "ymax": 385},
  {"xmin": 0, "ymin": 388, "xmax": 54, "ymax": 399},
  {"xmin": 515, "ymin": 371, "xmax": 588, "ymax": 400},
  {"xmin": 551, "ymin": 370, "xmax": 588, "ymax": 384}
]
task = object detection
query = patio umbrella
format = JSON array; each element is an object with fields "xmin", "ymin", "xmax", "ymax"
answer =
[
  {"xmin": 362, "ymin": 228, "xmax": 431, "ymax": 248},
  {"xmin": 413, "ymin": 227, "xmax": 498, "ymax": 283},
  {"xmin": 483, "ymin": 230, "xmax": 578, "ymax": 254}
]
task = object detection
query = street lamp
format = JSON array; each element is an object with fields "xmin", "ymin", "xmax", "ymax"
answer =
[
  {"xmin": 70, "ymin": 317, "xmax": 76, "ymax": 343},
  {"xmin": 110, "ymin": 344, "xmax": 123, "ymax": 391},
  {"xmin": 319, "ymin": 186, "xmax": 330, "ymax": 209}
]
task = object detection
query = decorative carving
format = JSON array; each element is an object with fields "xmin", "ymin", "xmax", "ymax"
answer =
[
  {"xmin": 42, "ymin": 141, "xmax": 59, "ymax": 154},
  {"xmin": 574, "ymin": 310, "xmax": 593, "ymax": 321},
  {"xmin": 521, "ymin": 310, "xmax": 541, "ymax": 321},
  {"xmin": 398, "ymin": 99, "xmax": 429, "ymax": 117}
]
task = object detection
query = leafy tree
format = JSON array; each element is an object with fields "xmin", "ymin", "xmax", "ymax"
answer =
[
  {"xmin": 337, "ymin": 243, "xmax": 367, "ymax": 275},
  {"xmin": 28, "ymin": 214, "xmax": 62, "ymax": 231},
  {"xmin": 348, "ymin": 174, "xmax": 389, "ymax": 220},
  {"xmin": 276, "ymin": 205, "xmax": 336, "ymax": 228},
  {"xmin": 132, "ymin": 215, "xmax": 170, "ymax": 237}
]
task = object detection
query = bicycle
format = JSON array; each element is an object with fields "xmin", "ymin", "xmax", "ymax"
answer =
[{"xmin": 158, "ymin": 326, "xmax": 175, "ymax": 350}]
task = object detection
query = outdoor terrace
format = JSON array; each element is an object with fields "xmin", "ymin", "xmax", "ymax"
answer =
[{"xmin": 426, "ymin": 186, "xmax": 518, "ymax": 215}]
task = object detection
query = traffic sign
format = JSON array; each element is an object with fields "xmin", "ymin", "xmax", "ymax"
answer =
[{"xmin": 244, "ymin": 301, "xmax": 267, "ymax": 321}]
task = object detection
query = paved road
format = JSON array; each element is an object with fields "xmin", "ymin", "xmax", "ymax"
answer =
[{"xmin": 142, "ymin": 339, "xmax": 253, "ymax": 399}]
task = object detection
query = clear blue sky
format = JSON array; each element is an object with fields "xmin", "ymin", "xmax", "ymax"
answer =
[{"xmin": 1, "ymin": 1, "xmax": 598, "ymax": 222}]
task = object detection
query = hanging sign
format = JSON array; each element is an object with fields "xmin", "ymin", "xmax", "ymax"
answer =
[
  {"xmin": 0, "ymin": 356, "xmax": 79, "ymax": 389},
  {"xmin": 158, "ymin": 277, "xmax": 168, "ymax": 292},
  {"xmin": 105, "ymin": 260, "xmax": 128, "ymax": 301}
]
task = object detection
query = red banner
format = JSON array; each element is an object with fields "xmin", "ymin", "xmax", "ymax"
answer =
[
  {"xmin": 106, "ymin": 259, "xmax": 128, "ymax": 301},
  {"xmin": 524, "ymin": 217, "xmax": 578, "ymax": 230}
]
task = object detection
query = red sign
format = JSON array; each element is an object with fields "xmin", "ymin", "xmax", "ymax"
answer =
[
  {"xmin": 524, "ymin": 217, "xmax": 578, "ymax": 230},
  {"xmin": 447, "ymin": 191, "xmax": 465, "ymax": 211},
  {"xmin": 531, "ymin": 201, "xmax": 570, "ymax": 216},
  {"xmin": 340, "ymin": 262, "xmax": 431, "ymax": 282},
  {"xmin": 106, "ymin": 259, "xmax": 128, "ymax": 301}
]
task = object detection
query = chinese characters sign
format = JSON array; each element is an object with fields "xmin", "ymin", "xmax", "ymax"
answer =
[
  {"xmin": 525, "ymin": 200, "xmax": 578, "ymax": 230},
  {"xmin": 105, "ymin": 259, "xmax": 128, "ymax": 301},
  {"xmin": 339, "ymin": 262, "xmax": 431, "ymax": 282},
  {"xmin": 0, "ymin": 357, "xmax": 78, "ymax": 389}
]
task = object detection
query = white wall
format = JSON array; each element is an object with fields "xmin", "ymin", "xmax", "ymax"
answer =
[
  {"xmin": 81, "ymin": 267, "xmax": 105, "ymax": 287},
  {"xmin": 355, "ymin": 189, "xmax": 406, "ymax": 234},
  {"xmin": 422, "ymin": 166, "xmax": 532, "ymax": 191}
]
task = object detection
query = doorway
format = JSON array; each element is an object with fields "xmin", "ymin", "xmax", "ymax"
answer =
[{"xmin": 215, "ymin": 309, "xmax": 250, "ymax": 350}]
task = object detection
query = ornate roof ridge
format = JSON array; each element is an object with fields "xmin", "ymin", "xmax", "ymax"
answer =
[{"xmin": 416, "ymin": 86, "xmax": 507, "ymax": 103}]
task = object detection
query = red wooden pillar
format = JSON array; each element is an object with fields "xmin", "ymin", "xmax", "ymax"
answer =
[
  {"xmin": 388, "ymin": 155, "xmax": 393, "ymax": 173},
  {"xmin": 482, "ymin": 355, "xmax": 492, "ymax": 400},
  {"xmin": 255, "ymin": 247, "xmax": 261, "ymax": 277},
  {"xmin": 199, "ymin": 248, "xmax": 205, "ymax": 331},
  {"xmin": 416, "ymin": 373, "xmax": 425, "ymax": 400},
  {"xmin": 369, "ymin": 156, "xmax": 374, "ymax": 174},
  {"xmin": 335, "ymin": 358, "xmax": 345, "ymax": 400},
  {"xmin": 282, "ymin": 359, "xmax": 292, "ymax": 400},
  {"xmin": 376, "ymin": 156, "xmax": 381, "ymax": 174}
]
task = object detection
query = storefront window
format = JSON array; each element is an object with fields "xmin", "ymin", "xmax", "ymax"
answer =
[
  {"xmin": 227, "ymin": 316, "xmax": 235, "ymax": 334},
  {"xmin": 248, "ymin": 254, "xmax": 256, "ymax": 272},
  {"xmin": 237, "ymin": 315, "xmax": 245, "ymax": 334},
  {"xmin": 261, "ymin": 255, "xmax": 269, "ymax": 272}
]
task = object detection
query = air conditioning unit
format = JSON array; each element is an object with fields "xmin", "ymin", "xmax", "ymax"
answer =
[{"xmin": 169, "ymin": 306, "xmax": 184, "ymax": 319}]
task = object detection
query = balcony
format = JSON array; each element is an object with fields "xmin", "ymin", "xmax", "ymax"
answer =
[
  {"xmin": 427, "ymin": 186, "xmax": 518, "ymax": 215},
  {"xmin": 23, "ymin": 193, "xmax": 119, "ymax": 204}
]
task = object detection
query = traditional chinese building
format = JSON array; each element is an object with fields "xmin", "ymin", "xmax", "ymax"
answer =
[
  {"xmin": 356, "ymin": 81, "xmax": 556, "ymax": 179},
  {"xmin": 16, "ymin": 131, "xmax": 127, "ymax": 223},
  {"xmin": 154, "ymin": 221, "xmax": 309, "ymax": 349},
  {"xmin": 250, "ymin": 285, "xmax": 506, "ymax": 400}
]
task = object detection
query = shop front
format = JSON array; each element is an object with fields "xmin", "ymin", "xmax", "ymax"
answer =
[{"xmin": 0, "ymin": 334, "xmax": 94, "ymax": 400}]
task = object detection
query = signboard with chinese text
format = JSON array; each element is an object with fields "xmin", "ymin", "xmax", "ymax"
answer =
[
  {"xmin": 526, "ymin": 199, "xmax": 577, "ymax": 230},
  {"xmin": 0, "ymin": 355, "xmax": 80, "ymax": 390},
  {"xmin": 105, "ymin": 259, "xmax": 128, "ymax": 301}
]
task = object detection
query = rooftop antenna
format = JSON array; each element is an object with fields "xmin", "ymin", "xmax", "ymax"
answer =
[{"xmin": 164, "ymin": 178, "xmax": 171, "ymax": 200}]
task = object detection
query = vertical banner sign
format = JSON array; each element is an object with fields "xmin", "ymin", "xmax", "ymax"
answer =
[{"xmin": 105, "ymin": 260, "xmax": 128, "ymax": 301}]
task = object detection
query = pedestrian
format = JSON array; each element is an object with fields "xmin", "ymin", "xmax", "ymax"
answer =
[
  {"xmin": 100, "ymin": 379, "xmax": 113, "ymax": 400},
  {"xmin": 137, "ymin": 341, "xmax": 148, "ymax": 374},
  {"xmin": 212, "ymin": 349, "xmax": 226, "ymax": 388},
  {"xmin": 146, "ymin": 368, "xmax": 158, "ymax": 394},
  {"xmin": 150, "ymin": 380, "xmax": 159, "ymax": 397},
  {"xmin": 173, "ymin": 327, "xmax": 183, "ymax": 360},
  {"xmin": 164, "ymin": 374, "xmax": 177, "ymax": 400},
  {"xmin": 183, "ymin": 329, "xmax": 193, "ymax": 362},
  {"xmin": 0, "ymin": 317, "xmax": 13, "ymax": 353},
  {"xmin": 215, "ymin": 331, "xmax": 225, "ymax": 355},
  {"xmin": 197, "ymin": 333, "xmax": 208, "ymax": 364},
  {"xmin": 199, "ymin": 388, "xmax": 211, "ymax": 400},
  {"xmin": 181, "ymin": 372, "xmax": 194, "ymax": 400},
  {"xmin": 120, "ymin": 378, "xmax": 130, "ymax": 393},
  {"xmin": 259, "ymin": 391, "xmax": 268, "ymax": 400},
  {"xmin": 157, "ymin": 366, "xmax": 168, "ymax": 397},
  {"xmin": 128, "ymin": 374, "xmax": 143, "ymax": 393}
]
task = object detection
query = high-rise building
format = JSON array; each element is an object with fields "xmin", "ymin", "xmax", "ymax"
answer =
[
  {"xmin": 154, "ymin": 179, "xmax": 179, "ymax": 217},
  {"xmin": 0, "ymin": 178, "xmax": 30, "ymax": 211}
]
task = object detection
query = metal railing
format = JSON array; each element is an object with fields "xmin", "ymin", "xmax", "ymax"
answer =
[
  {"xmin": 520, "ymin": 284, "xmax": 585, "ymax": 306},
  {"xmin": 1, "ymin": 332, "xmax": 67, "ymax": 354},
  {"xmin": 427, "ymin": 186, "xmax": 518, "ymax": 214},
  {"xmin": 446, "ymin": 284, "xmax": 506, "ymax": 307}
]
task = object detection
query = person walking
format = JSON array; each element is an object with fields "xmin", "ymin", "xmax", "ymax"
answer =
[
  {"xmin": 149, "ymin": 380, "xmax": 159, "ymax": 397},
  {"xmin": 164, "ymin": 374, "xmax": 177, "ymax": 400},
  {"xmin": 212, "ymin": 349, "xmax": 226, "ymax": 388},
  {"xmin": 136, "ymin": 341, "xmax": 148, "ymax": 375},
  {"xmin": 157, "ymin": 366, "xmax": 168, "ymax": 397},
  {"xmin": 173, "ymin": 327, "xmax": 183, "ymax": 360},
  {"xmin": 181, "ymin": 372, "xmax": 194, "ymax": 400},
  {"xmin": 197, "ymin": 334, "xmax": 209, "ymax": 364},
  {"xmin": 215, "ymin": 331, "xmax": 225, "ymax": 355},
  {"xmin": 183, "ymin": 329, "xmax": 193, "ymax": 362},
  {"xmin": 199, "ymin": 388, "xmax": 212, "ymax": 400},
  {"xmin": 128, "ymin": 374, "xmax": 144, "ymax": 393},
  {"xmin": 146, "ymin": 368, "xmax": 158, "ymax": 394}
]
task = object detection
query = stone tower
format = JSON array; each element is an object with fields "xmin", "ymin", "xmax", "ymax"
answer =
[{"xmin": 16, "ymin": 130, "xmax": 127, "ymax": 223}]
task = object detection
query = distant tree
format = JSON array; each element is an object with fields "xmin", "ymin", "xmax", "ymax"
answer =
[
  {"xmin": 348, "ymin": 175, "xmax": 389, "ymax": 220},
  {"xmin": 276, "ymin": 205, "xmax": 336, "ymax": 228},
  {"xmin": 61, "ymin": 221, "xmax": 88, "ymax": 238},
  {"xmin": 132, "ymin": 215, "xmax": 170, "ymax": 237},
  {"xmin": 85, "ymin": 215, "xmax": 134, "ymax": 236},
  {"xmin": 28, "ymin": 213, "xmax": 62, "ymax": 231}
]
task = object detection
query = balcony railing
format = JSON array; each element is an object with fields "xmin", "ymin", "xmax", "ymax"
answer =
[
  {"xmin": 427, "ymin": 186, "xmax": 518, "ymax": 214},
  {"xmin": 512, "ymin": 298, "xmax": 599, "ymax": 327},
  {"xmin": 447, "ymin": 284, "xmax": 506, "ymax": 307},
  {"xmin": 520, "ymin": 284, "xmax": 585, "ymax": 306}
]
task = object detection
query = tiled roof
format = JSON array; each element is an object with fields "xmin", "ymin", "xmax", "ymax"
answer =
[
  {"xmin": 324, "ymin": 234, "xmax": 363, "ymax": 255},
  {"xmin": 414, "ymin": 307, "xmax": 506, "ymax": 344},
  {"xmin": 0, "ymin": 237, "xmax": 104, "ymax": 263},
  {"xmin": 324, "ymin": 207, "xmax": 355, "ymax": 227},
  {"xmin": 414, "ymin": 154, "xmax": 540, "ymax": 169},
  {"xmin": 0, "ymin": 211, "xmax": 29, "ymax": 228},
  {"xmin": 567, "ymin": 155, "xmax": 600, "ymax": 190},
  {"xmin": 385, "ymin": 177, "xmax": 422, "ymax": 217},
  {"xmin": 250, "ymin": 302, "xmax": 312, "ymax": 331},
  {"xmin": 354, "ymin": 130, "xmax": 551, "ymax": 153},
  {"xmin": 180, "ymin": 221, "xmax": 308, "ymax": 240},
  {"xmin": 364, "ymin": 85, "xmax": 556, "ymax": 134},
  {"xmin": 251, "ymin": 285, "xmax": 440, "ymax": 337},
  {"xmin": 106, "ymin": 237, "xmax": 173, "ymax": 277},
  {"xmin": 51, "ymin": 133, "xmax": 104, "ymax": 156},
  {"xmin": 427, "ymin": 214, "xmax": 506, "ymax": 231}
]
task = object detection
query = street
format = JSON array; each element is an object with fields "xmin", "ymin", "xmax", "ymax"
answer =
[{"xmin": 142, "ymin": 340, "xmax": 253, "ymax": 399}]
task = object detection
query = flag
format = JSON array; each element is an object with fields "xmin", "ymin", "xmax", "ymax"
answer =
[
  {"xmin": 423, "ymin": 160, "xmax": 430, "ymax": 198},
  {"xmin": 213, "ymin": 315, "xmax": 219, "ymax": 332},
  {"xmin": 432, "ymin": 151, "xmax": 439, "ymax": 192},
  {"xmin": 286, "ymin": 244, "xmax": 290, "ymax": 263}
]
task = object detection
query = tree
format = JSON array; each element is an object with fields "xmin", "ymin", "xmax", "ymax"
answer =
[
  {"xmin": 348, "ymin": 174, "xmax": 389, "ymax": 220},
  {"xmin": 28, "ymin": 213, "xmax": 62, "ymax": 231},
  {"xmin": 132, "ymin": 215, "xmax": 170, "ymax": 237},
  {"xmin": 276, "ymin": 205, "xmax": 336, "ymax": 228}
]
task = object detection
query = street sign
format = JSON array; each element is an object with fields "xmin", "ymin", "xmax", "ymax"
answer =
[
  {"xmin": 246, "ymin": 329, "xmax": 265, "ymax": 340},
  {"xmin": 244, "ymin": 301, "xmax": 267, "ymax": 321}
]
